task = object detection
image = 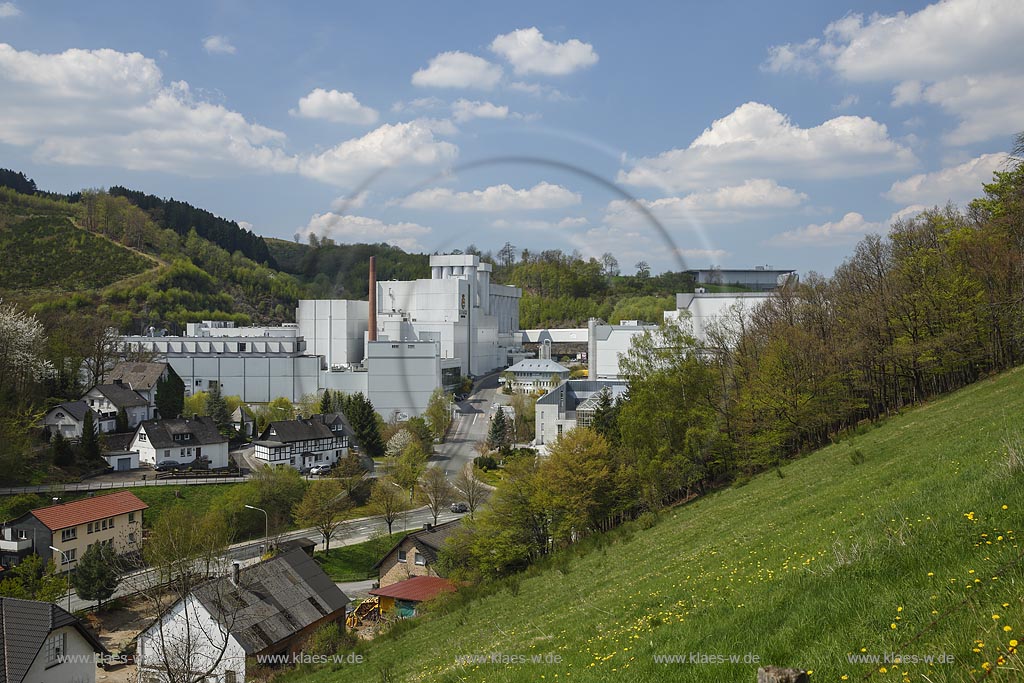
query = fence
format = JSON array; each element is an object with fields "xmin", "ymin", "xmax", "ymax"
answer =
[{"xmin": 0, "ymin": 475, "xmax": 250, "ymax": 496}]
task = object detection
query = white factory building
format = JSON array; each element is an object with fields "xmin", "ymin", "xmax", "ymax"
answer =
[{"xmin": 120, "ymin": 254, "xmax": 524, "ymax": 420}]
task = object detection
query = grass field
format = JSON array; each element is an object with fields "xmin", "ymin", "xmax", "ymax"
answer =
[
  {"xmin": 315, "ymin": 531, "xmax": 411, "ymax": 582},
  {"xmin": 284, "ymin": 367, "xmax": 1024, "ymax": 683},
  {"xmin": 131, "ymin": 484, "xmax": 243, "ymax": 529}
]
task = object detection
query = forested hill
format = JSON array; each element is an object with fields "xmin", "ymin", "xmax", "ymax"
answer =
[
  {"xmin": 109, "ymin": 185, "xmax": 275, "ymax": 267},
  {"xmin": 0, "ymin": 168, "xmax": 274, "ymax": 266}
]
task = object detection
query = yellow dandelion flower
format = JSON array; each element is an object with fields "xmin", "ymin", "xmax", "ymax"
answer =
[{"xmin": 1004, "ymin": 626, "xmax": 1013, "ymax": 632}]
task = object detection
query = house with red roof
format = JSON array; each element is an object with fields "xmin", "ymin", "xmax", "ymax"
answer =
[
  {"xmin": 0, "ymin": 490, "xmax": 147, "ymax": 574},
  {"xmin": 369, "ymin": 576, "xmax": 456, "ymax": 618}
]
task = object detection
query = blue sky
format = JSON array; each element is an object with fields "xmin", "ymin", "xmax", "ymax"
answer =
[{"xmin": 1, "ymin": 0, "xmax": 1020, "ymax": 275}]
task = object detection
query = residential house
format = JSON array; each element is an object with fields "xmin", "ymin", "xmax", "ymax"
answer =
[
  {"xmin": 504, "ymin": 358, "xmax": 571, "ymax": 393},
  {"xmin": 535, "ymin": 379, "xmax": 629, "ymax": 446},
  {"xmin": 81, "ymin": 381, "xmax": 150, "ymax": 433},
  {"xmin": 373, "ymin": 520, "xmax": 460, "ymax": 588},
  {"xmin": 107, "ymin": 361, "xmax": 174, "ymax": 417},
  {"xmin": 131, "ymin": 416, "xmax": 229, "ymax": 469},
  {"xmin": 0, "ymin": 597, "xmax": 108, "ymax": 683},
  {"xmin": 136, "ymin": 549, "xmax": 350, "ymax": 683},
  {"xmin": 253, "ymin": 413, "xmax": 353, "ymax": 471},
  {"xmin": 100, "ymin": 433, "xmax": 139, "ymax": 472},
  {"xmin": 230, "ymin": 405, "xmax": 255, "ymax": 438},
  {"xmin": 41, "ymin": 401, "xmax": 96, "ymax": 440},
  {"xmin": 0, "ymin": 491, "xmax": 147, "ymax": 574},
  {"xmin": 369, "ymin": 576, "xmax": 456, "ymax": 618}
]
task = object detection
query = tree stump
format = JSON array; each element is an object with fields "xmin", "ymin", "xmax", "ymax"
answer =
[{"xmin": 757, "ymin": 666, "xmax": 809, "ymax": 683}]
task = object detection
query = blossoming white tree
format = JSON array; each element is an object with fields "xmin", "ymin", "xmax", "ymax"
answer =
[{"xmin": 0, "ymin": 298, "xmax": 53, "ymax": 396}]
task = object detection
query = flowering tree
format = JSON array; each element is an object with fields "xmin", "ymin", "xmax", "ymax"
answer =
[{"xmin": 0, "ymin": 298, "xmax": 52, "ymax": 397}]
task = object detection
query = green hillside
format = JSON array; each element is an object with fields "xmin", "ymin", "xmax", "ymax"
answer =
[
  {"xmin": 293, "ymin": 368, "xmax": 1023, "ymax": 683},
  {"xmin": 0, "ymin": 215, "xmax": 153, "ymax": 290}
]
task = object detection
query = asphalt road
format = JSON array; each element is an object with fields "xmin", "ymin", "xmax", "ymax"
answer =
[{"xmin": 431, "ymin": 372, "xmax": 503, "ymax": 478}]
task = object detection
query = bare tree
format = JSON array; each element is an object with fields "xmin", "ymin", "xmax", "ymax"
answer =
[
  {"xmin": 369, "ymin": 476, "xmax": 411, "ymax": 535},
  {"xmin": 418, "ymin": 467, "xmax": 457, "ymax": 525},
  {"xmin": 292, "ymin": 479, "xmax": 351, "ymax": 551},
  {"xmin": 454, "ymin": 463, "xmax": 489, "ymax": 519}
]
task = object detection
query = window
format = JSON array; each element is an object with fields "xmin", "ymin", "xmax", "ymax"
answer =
[
  {"xmin": 164, "ymin": 450, "xmax": 170, "ymax": 458},
  {"xmin": 59, "ymin": 549, "xmax": 76, "ymax": 564},
  {"xmin": 128, "ymin": 532, "xmax": 136, "ymax": 543},
  {"xmin": 414, "ymin": 553, "xmax": 425, "ymax": 566},
  {"xmin": 398, "ymin": 549, "xmax": 407, "ymax": 563},
  {"xmin": 108, "ymin": 517, "xmax": 114, "ymax": 528},
  {"xmin": 17, "ymin": 529, "xmax": 27, "ymax": 540},
  {"xmin": 226, "ymin": 671, "xmax": 237, "ymax": 683},
  {"xmin": 101, "ymin": 519, "xmax": 107, "ymax": 531},
  {"xmin": 139, "ymin": 433, "xmax": 147, "ymax": 442},
  {"xmin": 61, "ymin": 527, "xmax": 76, "ymax": 542},
  {"xmin": 44, "ymin": 631, "xmax": 66, "ymax": 666},
  {"xmin": 87, "ymin": 522, "xmax": 93, "ymax": 534},
  {"xmin": 129, "ymin": 512, "xmax": 135, "ymax": 523}
]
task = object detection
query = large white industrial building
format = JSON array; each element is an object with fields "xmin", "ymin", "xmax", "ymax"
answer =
[{"xmin": 121, "ymin": 254, "xmax": 524, "ymax": 419}]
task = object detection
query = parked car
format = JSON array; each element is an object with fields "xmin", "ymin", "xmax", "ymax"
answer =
[
  {"xmin": 309, "ymin": 464, "xmax": 333, "ymax": 476},
  {"xmin": 154, "ymin": 460, "xmax": 180, "ymax": 472},
  {"xmin": 298, "ymin": 466, "xmax": 312, "ymax": 475},
  {"xmin": 450, "ymin": 502, "xmax": 470, "ymax": 513}
]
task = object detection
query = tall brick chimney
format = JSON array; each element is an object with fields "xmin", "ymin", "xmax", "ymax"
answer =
[{"xmin": 368, "ymin": 256, "xmax": 377, "ymax": 342}]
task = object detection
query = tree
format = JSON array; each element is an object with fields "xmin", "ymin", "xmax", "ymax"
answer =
[
  {"xmin": 549, "ymin": 372, "xmax": 563, "ymax": 389},
  {"xmin": 293, "ymin": 479, "xmax": 350, "ymax": 551},
  {"xmin": 343, "ymin": 392, "xmax": 385, "ymax": 457},
  {"xmin": 81, "ymin": 318, "xmax": 120, "ymax": 387},
  {"xmin": 182, "ymin": 391, "xmax": 208, "ymax": 419},
  {"xmin": 386, "ymin": 429, "xmax": 415, "ymax": 459},
  {"xmin": 536, "ymin": 428, "xmax": 613, "ymax": 546},
  {"xmin": 424, "ymin": 388, "xmax": 453, "ymax": 441},
  {"xmin": 369, "ymin": 476, "xmax": 410, "ymax": 535},
  {"xmin": 0, "ymin": 298, "xmax": 52, "ymax": 399},
  {"xmin": 591, "ymin": 388, "xmax": 620, "ymax": 444},
  {"xmin": 51, "ymin": 432, "xmax": 73, "ymax": 466},
  {"xmin": 206, "ymin": 381, "xmax": 231, "ymax": 433},
  {"xmin": 115, "ymin": 407, "xmax": 130, "ymax": 433},
  {"xmin": 418, "ymin": 467, "xmax": 456, "ymax": 525},
  {"xmin": 454, "ymin": 463, "xmax": 489, "ymax": 519},
  {"xmin": 601, "ymin": 252, "xmax": 620, "ymax": 278},
  {"xmin": 155, "ymin": 367, "xmax": 185, "ymax": 419},
  {"xmin": 487, "ymin": 408, "xmax": 510, "ymax": 452},
  {"xmin": 319, "ymin": 388, "xmax": 332, "ymax": 415},
  {"xmin": 333, "ymin": 452, "xmax": 369, "ymax": 505},
  {"xmin": 634, "ymin": 261, "xmax": 651, "ymax": 278},
  {"xmin": 0, "ymin": 554, "xmax": 65, "ymax": 602},
  {"xmin": 391, "ymin": 439, "xmax": 428, "ymax": 496},
  {"xmin": 80, "ymin": 409, "xmax": 101, "ymax": 461},
  {"xmin": 72, "ymin": 541, "xmax": 120, "ymax": 610},
  {"xmin": 509, "ymin": 393, "xmax": 536, "ymax": 442}
]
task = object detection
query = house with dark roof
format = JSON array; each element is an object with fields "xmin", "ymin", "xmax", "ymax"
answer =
[
  {"xmin": 82, "ymin": 381, "xmax": 151, "ymax": 433},
  {"xmin": 106, "ymin": 361, "xmax": 173, "ymax": 414},
  {"xmin": 136, "ymin": 549, "xmax": 350, "ymax": 683},
  {"xmin": 41, "ymin": 400, "xmax": 97, "ymax": 440},
  {"xmin": 535, "ymin": 379, "xmax": 629, "ymax": 446},
  {"xmin": 1, "ymin": 491, "xmax": 147, "ymax": 574},
  {"xmin": 253, "ymin": 413, "xmax": 353, "ymax": 471},
  {"xmin": 504, "ymin": 358, "xmax": 571, "ymax": 392},
  {"xmin": 0, "ymin": 597, "xmax": 108, "ymax": 683},
  {"xmin": 369, "ymin": 575, "xmax": 456, "ymax": 618},
  {"xmin": 131, "ymin": 416, "xmax": 229, "ymax": 469},
  {"xmin": 373, "ymin": 520, "xmax": 461, "ymax": 587}
]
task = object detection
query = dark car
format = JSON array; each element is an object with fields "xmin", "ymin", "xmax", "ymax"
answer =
[
  {"xmin": 450, "ymin": 502, "xmax": 470, "ymax": 513},
  {"xmin": 154, "ymin": 460, "xmax": 180, "ymax": 472}
]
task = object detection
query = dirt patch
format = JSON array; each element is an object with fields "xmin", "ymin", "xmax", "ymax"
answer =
[{"xmin": 84, "ymin": 591, "xmax": 168, "ymax": 683}]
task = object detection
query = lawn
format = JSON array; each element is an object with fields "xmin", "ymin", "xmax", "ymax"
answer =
[
  {"xmin": 131, "ymin": 484, "xmax": 243, "ymax": 528},
  {"xmin": 314, "ymin": 531, "xmax": 411, "ymax": 582},
  {"xmin": 282, "ymin": 366, "xmax": 1024, "ymax": 683}
]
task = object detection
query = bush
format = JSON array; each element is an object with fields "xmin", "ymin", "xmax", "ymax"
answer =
[
  {"xmin": 849, "ymin": 447, "xmax": 866, "ymax": 466},
  {"xmin": 304, "ymin": 621, "xmax": 356, "ymax": 656},
  {"xmin": 473, "ymin": 455, "xmax": 498, "ymax": 471}
]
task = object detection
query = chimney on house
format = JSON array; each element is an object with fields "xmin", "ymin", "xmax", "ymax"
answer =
[
  {"xmin": 113, "ymin": 379, "xmax": 123, "ymax": 386},
  {"xmin": 368, "ymin": 256, "xmax": 377, "ymax": 342},
  {"xmin": 423, "ymin": 523, "xmax": 432, "ymax": 532},
  {"xmin": 230, "ymin": 561, "xmax": 240, "ymax": 585}
]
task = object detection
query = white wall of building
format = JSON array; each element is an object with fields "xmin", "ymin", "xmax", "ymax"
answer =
[
  {"xmin": 137, "ymin": 596, "xmax": 246, "ymax": 683},
  {"xmin": 23, "ymin": 624, "xmax": 98, "ymax": 683},
  {"xmin": 587, "ymin": 319, "xmax": 658, "ymax": 380},
  {"xmin": 132, "ymin": 425, "xmax": 229, "ymax": 469},
  {"xmin": 297, "ymin": 299, "xmax": 368, "ymax": 368},
  {"xmin": 366, "ymin": 341, "xmax": 442, "ymax": 420},
  {"xmin": 666, "ymin": 292, "xmax": 773, "ymax": 343}
]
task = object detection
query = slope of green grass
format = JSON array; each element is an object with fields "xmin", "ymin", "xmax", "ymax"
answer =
[
  {"xmin": 289, "ymin": 368, "xmax": 1024, "ymax": 683},
  {"xmin": 315, "ymin": 531, "xmax": 411, "ymax": 582},
  {"xmin": 0, "ymin": 216, "xmax": 152, "ymax": 290}
]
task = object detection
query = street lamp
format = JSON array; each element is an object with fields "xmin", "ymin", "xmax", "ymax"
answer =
[
  {"xmin": 244, "ymin": 505, "xmax": 269, "ymax": 555},
  {"xmin": 48, "ymin": 546, "xmax": 71, "ymax": 612}
]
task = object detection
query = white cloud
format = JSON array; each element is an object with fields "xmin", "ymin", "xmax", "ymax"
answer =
[
  {"xmin": 833, "ymin": 94, "xmax": 859, "ymax": 110},
  {"xmin": 202, "ymin": 35, "xmax": 236, "ymax": 55},
  {"xmin": 763, "ymin": 1, "xmax": 1024, "ymax": 144},
  {"xmin": 330, "ymin": 191, "xmax": 369, "ymax": 211},
  {"xmin": 605, "ymin": 179, "xmax": 808, "ymax": 227},
  {"xmin": 298, "ymin": 213, "xmax": 431, "ymax": 251},
  {"xmin": 399, "ymin": 181, "xmax": 580, "ymax": 212},
  {"xmin": 768, "ymin": 206, "xmax": 926, "ymax": 246},
  {"xmin": 451, "ymin": 99, "xmax": 509, "ymax": 123},
  {"xmin": 411, "ymin": 51, "xmax": 502, "ymax": 90},
  {"xmin": 0, "ymin": 44, "xmax": 294, "ymax": 175},
  {"xmin": 678, "ymin": 248, "xmax": 729, "ymax": 261},
  {"xmin": 619, "ymin": 102, "xmax": 914, "ymax": 192},
  {"xmin": 884, "ymin": 152, "xmax": 1006, "ymax": 205},
  {"xmin": 298, "ymin": 119, "xmax": 458, "ymax": 187},
  {"xmin": 507, "ymin": 81, "xmax": 572, "ymax": 101},
  {"xmin": 490, "ymin": 27, "xmax": 598, "ymax": 76},
  {"xmin": 391, "ymin": 97, "xmax": 445, "ymax": 113},
  {"xmin": 291, "ymin": 88, "xmax": 379, "ymax": 125},
  {"xmin": 491, "ymin": 216, "xmax": 588, "ymax": 231},
  {"xmin": 565, "ymin": 224, "xmax": 701, "ymax": 271},
  {"xmin": 0, "ymin": 3, "xmax": 21, "ymax": 18}
]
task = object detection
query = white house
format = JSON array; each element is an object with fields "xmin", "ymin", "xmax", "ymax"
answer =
[
  {"xmin": 107, "ymin": 361, "xmax": 174, "ymax": 417},
  {"xmin": 131, "ymin": 416, "xmax": 229, "ymax": 469},
  {"xmin": 504, "ymin": 358, "xmax": 571, "ymax": 393},
  {"xmin": 253, "ymin": 414, "xmax": 353, "ymax": 471},
  {"xmin": 81, "ymin": 382, "xmax": 150, "ymax": 433},
  {"xmin": 0, "ymin": 597, "xmax": 108, "ymax": 683},
  {"xmin": 136, "ymin": 549, "xmax": 350, "ymax": 683},
  {"xmin": 535, "ymin": 379, "xmax": 629, "ymax": 446},
  {"xmin": 41, "ymin": 401, "xmax": 96, "ymax": 440}
]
